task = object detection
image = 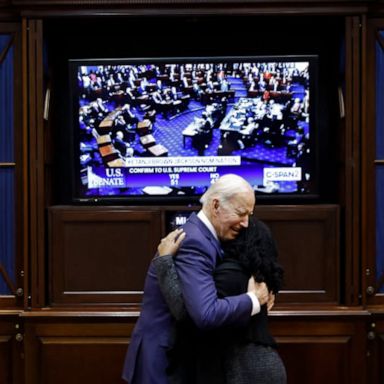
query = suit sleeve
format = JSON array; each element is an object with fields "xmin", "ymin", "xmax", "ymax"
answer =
[
  {"xmin": 174, "ymin": 235, "xmax": 252, "ymax": 330},
  {"xmin": 153, "ymin": 255, "xmax": 187, "ymax": 321}
]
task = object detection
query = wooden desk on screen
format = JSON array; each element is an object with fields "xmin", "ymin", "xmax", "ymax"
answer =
[
  {"xmin": 99, "ymin": 144, "xmax": 117, "ymax": 158},
  {"xmin": 140, "ymin": 134, "xmax": 156, "ymax": 148},
  {"xmin": 96, "ymin": 134, "xmax": 112, "ymax": 145},
  {"xmin": 147, "ymin": 144, "xmax": 168, "ymax": 157},
  {"xmin": 137, "ymin": 119, "xmax": 152, "ymax": 136}
]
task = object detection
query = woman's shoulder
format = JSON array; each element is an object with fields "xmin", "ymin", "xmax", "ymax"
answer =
[
  {"xmin": 217, "ymin": 257, "xmax": 244, "ymax": 269},
  {"xmin": 215, "ymin": 257, "xmax": 249, "ymax": 278},
  {"xmin": 214, "ymin": 257, "xmax": 250, "ymax": 297}
]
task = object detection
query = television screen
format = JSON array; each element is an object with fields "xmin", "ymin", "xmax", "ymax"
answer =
[{"xmin": 70, "ymin": 56, "xmax": 317, "ymax": 203}]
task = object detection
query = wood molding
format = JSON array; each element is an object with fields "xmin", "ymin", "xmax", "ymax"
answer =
[{"xmin": 8, "ymin": 0, "xmax": 371, "ymax": 19}]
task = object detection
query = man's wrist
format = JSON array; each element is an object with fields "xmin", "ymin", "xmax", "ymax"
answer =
[{"xmin": 246, "ymin": 292, "xmax": 261, "ymax": 315}]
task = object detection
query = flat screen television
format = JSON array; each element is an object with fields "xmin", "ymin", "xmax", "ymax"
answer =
[{"xmin": 70, "ymin": 56, "xmax": 318, "ymax": 203}]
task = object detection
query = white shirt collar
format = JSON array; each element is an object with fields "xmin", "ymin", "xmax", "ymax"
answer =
[{"xmin": 197, "ymin": 210, "xmax": 218, "ymax": 242}]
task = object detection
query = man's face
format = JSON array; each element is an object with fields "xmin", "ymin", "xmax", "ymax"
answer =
[{"xmin": 212, "ymin": 191, "xmax": 255, "ymax": 241}]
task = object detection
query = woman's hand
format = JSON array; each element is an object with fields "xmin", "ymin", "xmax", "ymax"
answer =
[{"xmin": 157, "ymin": 228, "xmax": 186, "ymax": 257}]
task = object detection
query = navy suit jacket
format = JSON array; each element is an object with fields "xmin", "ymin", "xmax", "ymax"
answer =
[{"xmin": 122, "ymin": 213, "xmax": 253, "ymax": 384}]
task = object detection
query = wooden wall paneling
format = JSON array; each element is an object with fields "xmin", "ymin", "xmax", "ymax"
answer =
[
  {"xmin": 269, "ymin": 312, "xmax": 369, "ymax": 384},
  {"xmin": 6, "ymin": 0, "xmax": 371, "ymax": 19},
  {"xmin": 20, "ymin": 311, "xmax": 370, "ymax": 384},
  {"xmin": 47, "ymin": 205, "xmax": 340, "ymax": 307},
  {"xmin": 366, "ymin": 313, "xmax": 384, "ymax": 384},
  {"xmin": 48, "ymin": 206, "xmax": 162, "ymax": 307},
  {"xmin": 0, "ymin": 332, "xmax": 13, "ymax": 384},
  {"xmin": 8, "ymin": 0, "xmax": 374, "ymax": 5},
  {"xmin": 21, "ymin": 18, "xmax": 29, "ymax": 310},
  {"xmin": 343, "ymin": 16, "xmax": 363, "ymax": 307},
  {"xmin": 361, "ymin": 16, "xmax": 373, "ymax": 306},
  {"xmin": 24, "ymin": 18, "xmax": 45, "ymax": 308},
  {"xmin": 255, "ymin": 205, "xmax": 340, "ymax": 304},
  {"xmin": 0, "ymin": 312, "xmax": 23, "ymax": 384},
  {"xmin": 0, "ymin": 0, "xmax": 11, "ymax": 7},
  {"xmin": 172, "ymin": 204, "xmax": 341, "ymax": 305},
  {"xmin": 23, "ymin": 313, "xmax": 137, "ymax": 384}
]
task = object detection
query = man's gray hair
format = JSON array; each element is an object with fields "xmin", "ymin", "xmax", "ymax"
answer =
[{"xmin": 199, "ymin": 174, "xmax": 254, "ymax": 207}]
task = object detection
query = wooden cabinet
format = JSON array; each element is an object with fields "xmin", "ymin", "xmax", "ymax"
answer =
[
  {"xmin": 47, "ymin": 204, "xmax": 340, "ymax": 308},
  {"xmin": 0, "ymin": 312, "xmax": 23, "ymax": 384},
  {"xmin": 17, "ymin": 311, "xmax": 371, "ymax": 384},
  {"xmin": 270, "ymin": 312, "xmax": 369, "ymax": 384},
  {"xmin": 22, "ymin": 313, "xmax": 135, "ymax": 384},
  {"xmin": 367, "ymin": 314, "xmax": 384, "ymax": 384},
  {"xmin": 1, "ymin": 1, "xmax": 384, "ymax": 383}
]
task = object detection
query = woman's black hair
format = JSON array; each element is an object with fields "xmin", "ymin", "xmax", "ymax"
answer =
[{"xmin": 222, "ymin": 217, "xmax": 284, "ymax": 293}]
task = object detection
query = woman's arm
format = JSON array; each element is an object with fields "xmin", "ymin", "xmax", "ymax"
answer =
[
  {"xmin": 153, "ymin": 229, "xmax": 187, "ymax": 321},
  {"xmin": 154, "ymin": 255, "xmax": 187, "ymax": 321}
]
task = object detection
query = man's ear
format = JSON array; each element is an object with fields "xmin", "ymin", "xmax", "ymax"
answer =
[{"xmin": 212, "ymin": 198, "xmax": 220, "ymax": 214}]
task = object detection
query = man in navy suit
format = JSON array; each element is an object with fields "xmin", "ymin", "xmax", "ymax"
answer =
[{"xmin": 122, "ymin": 174, "xmax": 269, "ymax": 384}]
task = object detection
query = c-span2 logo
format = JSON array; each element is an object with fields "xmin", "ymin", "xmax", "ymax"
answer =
[{"xmin": 264, "ymin": 167, "xmax": 302, "ymax": 181}]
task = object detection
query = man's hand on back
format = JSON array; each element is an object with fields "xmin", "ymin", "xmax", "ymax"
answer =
[{"xmin": 248, "ymin": 277, "xmax": 269, "ymax": 306}]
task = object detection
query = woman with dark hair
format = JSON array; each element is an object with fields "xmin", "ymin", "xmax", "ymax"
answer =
[{"xmin": 154, "ymin": 216, "xmax": 286, "ymax": 384}]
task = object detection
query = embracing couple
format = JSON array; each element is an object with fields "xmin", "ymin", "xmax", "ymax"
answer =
[{"xmin": 122, "ymin": 174, "xmax": 286, "ymax": 384}]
